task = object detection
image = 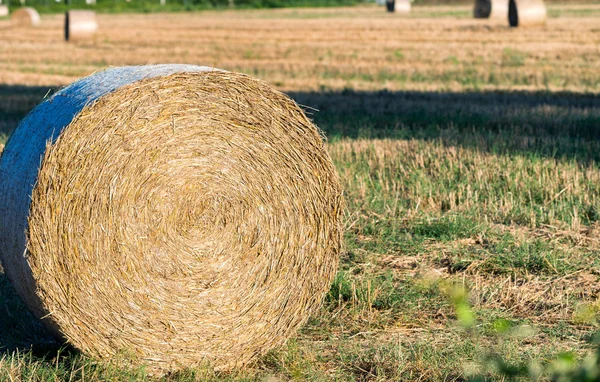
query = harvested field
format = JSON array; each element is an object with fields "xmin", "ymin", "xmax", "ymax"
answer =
[
  {"xmin": 0, "ymin": 5, "xmax": 599, "ymax": 92},
  {"xmin": 1, "ymin": 3, "xmax": 600, "ymax": 380}
]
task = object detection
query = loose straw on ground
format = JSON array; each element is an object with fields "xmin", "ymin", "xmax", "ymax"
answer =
[{"xmin": 0, "ymin": 64, "xmax": 344, "ymax": 375}]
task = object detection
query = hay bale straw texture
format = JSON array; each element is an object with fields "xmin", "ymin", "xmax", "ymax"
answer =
[
  {"xmin": 473, "ymin": 0, "xmax": 509, "ymax": 19},
  {"xmin": 10, "ymin": 7, "xmax": 40, "ymax": 27},
  {"xmin": 509, "ymin": 0, "xmax": 546, "ymax": 26},
  {"xmin": 0, "ymin": 65, "xmax": 343, "ymax": 374},
  {"xmin": 65, "ymin": 10, "xmax": 98, "ymax": 41}
]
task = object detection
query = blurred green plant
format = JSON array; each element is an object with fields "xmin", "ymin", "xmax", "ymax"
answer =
[{"xmin": 446, "ymin": 283, "xmax": 600, "ymax": 381}]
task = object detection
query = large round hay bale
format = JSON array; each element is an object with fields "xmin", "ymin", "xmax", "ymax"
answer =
[
  {"xmin": 0, "ymin": 5, "xmax": 9, "ymax": 17},
  {"xmin": 10, "ymin": 7, "xmax": 40, "ymax": 27},
  {"xmin": 64, "ymin": 10, "xmax": 97, "ymax": 41},
  {"xmin": 386, "ymin": 0, "xmax": 410, "ymax": 13},
  {"xmin": 509, "ymin": 0, "xmax": 546, "ymax": 26},
  {"xmin": 473, "ymin": 0, "xmax": 508, "ymax": 19},
  {"xmin": 0, "ymin": 65, "xmax": 343, "ymax": 374}
]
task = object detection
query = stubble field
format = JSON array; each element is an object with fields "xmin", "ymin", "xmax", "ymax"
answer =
[{"xmin": 1, "ymin": 4, "xmax": 600, "ymax": 380}]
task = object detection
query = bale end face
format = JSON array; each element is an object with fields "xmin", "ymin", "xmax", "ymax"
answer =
[
  {"xmin": 386, "ymin": 0, "xmax": 410, "ymax": 13},
  {"xmin": 0, "ymin": 65, "xmax": 344, "ymax": 375},
  {"xmin": 474, "ymin": 0, "xmax": 509, "ymax": 20},
  {"xmin": 509, "ymin": 0, "xmax": 547, "ymax": 27},
  {"xmin": 65, "ymin": 10, "xmax": 98, "ymax": 41}
]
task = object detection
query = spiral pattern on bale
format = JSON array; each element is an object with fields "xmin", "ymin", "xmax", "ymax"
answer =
[{"xmin": 0, "ymin": 65, "xmax": 343, "ymax": 374}]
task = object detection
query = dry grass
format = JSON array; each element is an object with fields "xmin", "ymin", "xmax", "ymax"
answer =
[{"xmin": 1, "ymin": 4, "xmax": 600, "ymax": 380}]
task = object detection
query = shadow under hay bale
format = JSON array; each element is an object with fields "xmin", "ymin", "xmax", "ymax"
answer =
[
  {"xmin": 0, "ymin": 64, "xmax": 343, "ymax": 375},
  {"xmin": 386, "ymin": 0, "xmax": 410, "ymax": 13},
  {"xmin": 473, "ymin": 0, "xmax": 509, "ymax": 19},
  {"xmin": 10, "ymin": 7, "xmax": 40, "ymax": 27},
  {"xmin": 64, "ymin": 10, "xmax": 97, "ymax": 41},
  {"xmin": 508, "ymin": 0, "xmax": 546, "ymax": 27},
  {"xmin": 0, "ymin": 265, "xmax": 60, "ymax": 356}
]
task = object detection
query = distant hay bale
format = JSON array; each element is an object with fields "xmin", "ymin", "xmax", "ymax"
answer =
[
  {"xmin": 490, "ymin": 0, "xmax": 509, "ymax": 19},
  {"xmin": 0, "ymin": 65, "xmax": 343, "ymax": 374},
  {"xmin": 386, "ymin": 0, "xmax": 410, "ymax": 13},
  {"xmin": 509, "ymin": 0, "xmax": 546, "ymax": 26},
  {"xmin": 10, "ymin": 7, "xmax": 40, "ymax": 27},
  {"xmin": 0, "ymin": 5, "xmax": 8, "ymax": 17},
  {"xmin": 473, "ymin": 0, "xmax": 508, "ymax": 19},
  {"xmin": 473, "ymin": 0, "xmax": 491, "ymax": 18},
  {"xmin": 64, "ymin": 10, "xmax": 97, "ymax": 41}
]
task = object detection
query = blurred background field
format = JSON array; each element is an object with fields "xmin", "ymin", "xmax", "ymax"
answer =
[
  {"xmin": 1, "ymin": 2, "xmax": 600, "ymax": 381},
  {"xmin": 0, "ymin": 0, "xmax": 598, "ymax": 13}
]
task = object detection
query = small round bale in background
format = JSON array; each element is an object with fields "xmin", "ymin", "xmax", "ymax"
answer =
[
  {"xmin": 0, "ymin": 64, "xmax": 343, "ymax": 375},
  {"xmin": 65, "ymin": 10, "xmax": 97, "ymax": 41},
  {"xmin": 386, "ymin": 0, "xmax": 410, "ymax": 13},
  {"xmin": 473, "ymin": 0, "xmax": 492, "ymax": 18},
  {"xmin": 509, "ymin": 0, "xmax": 546, "ymax": 26},
  {"xmin": 10, "ymin": 7, "xmax": 40, "ymax": 27},
  {"xmin": 473, "ymin": 0, "xmax": 508, "ymax": 19},
  {"xmin": 0, "ymin": 5, "xmax": 9, "ymax": 17}
]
